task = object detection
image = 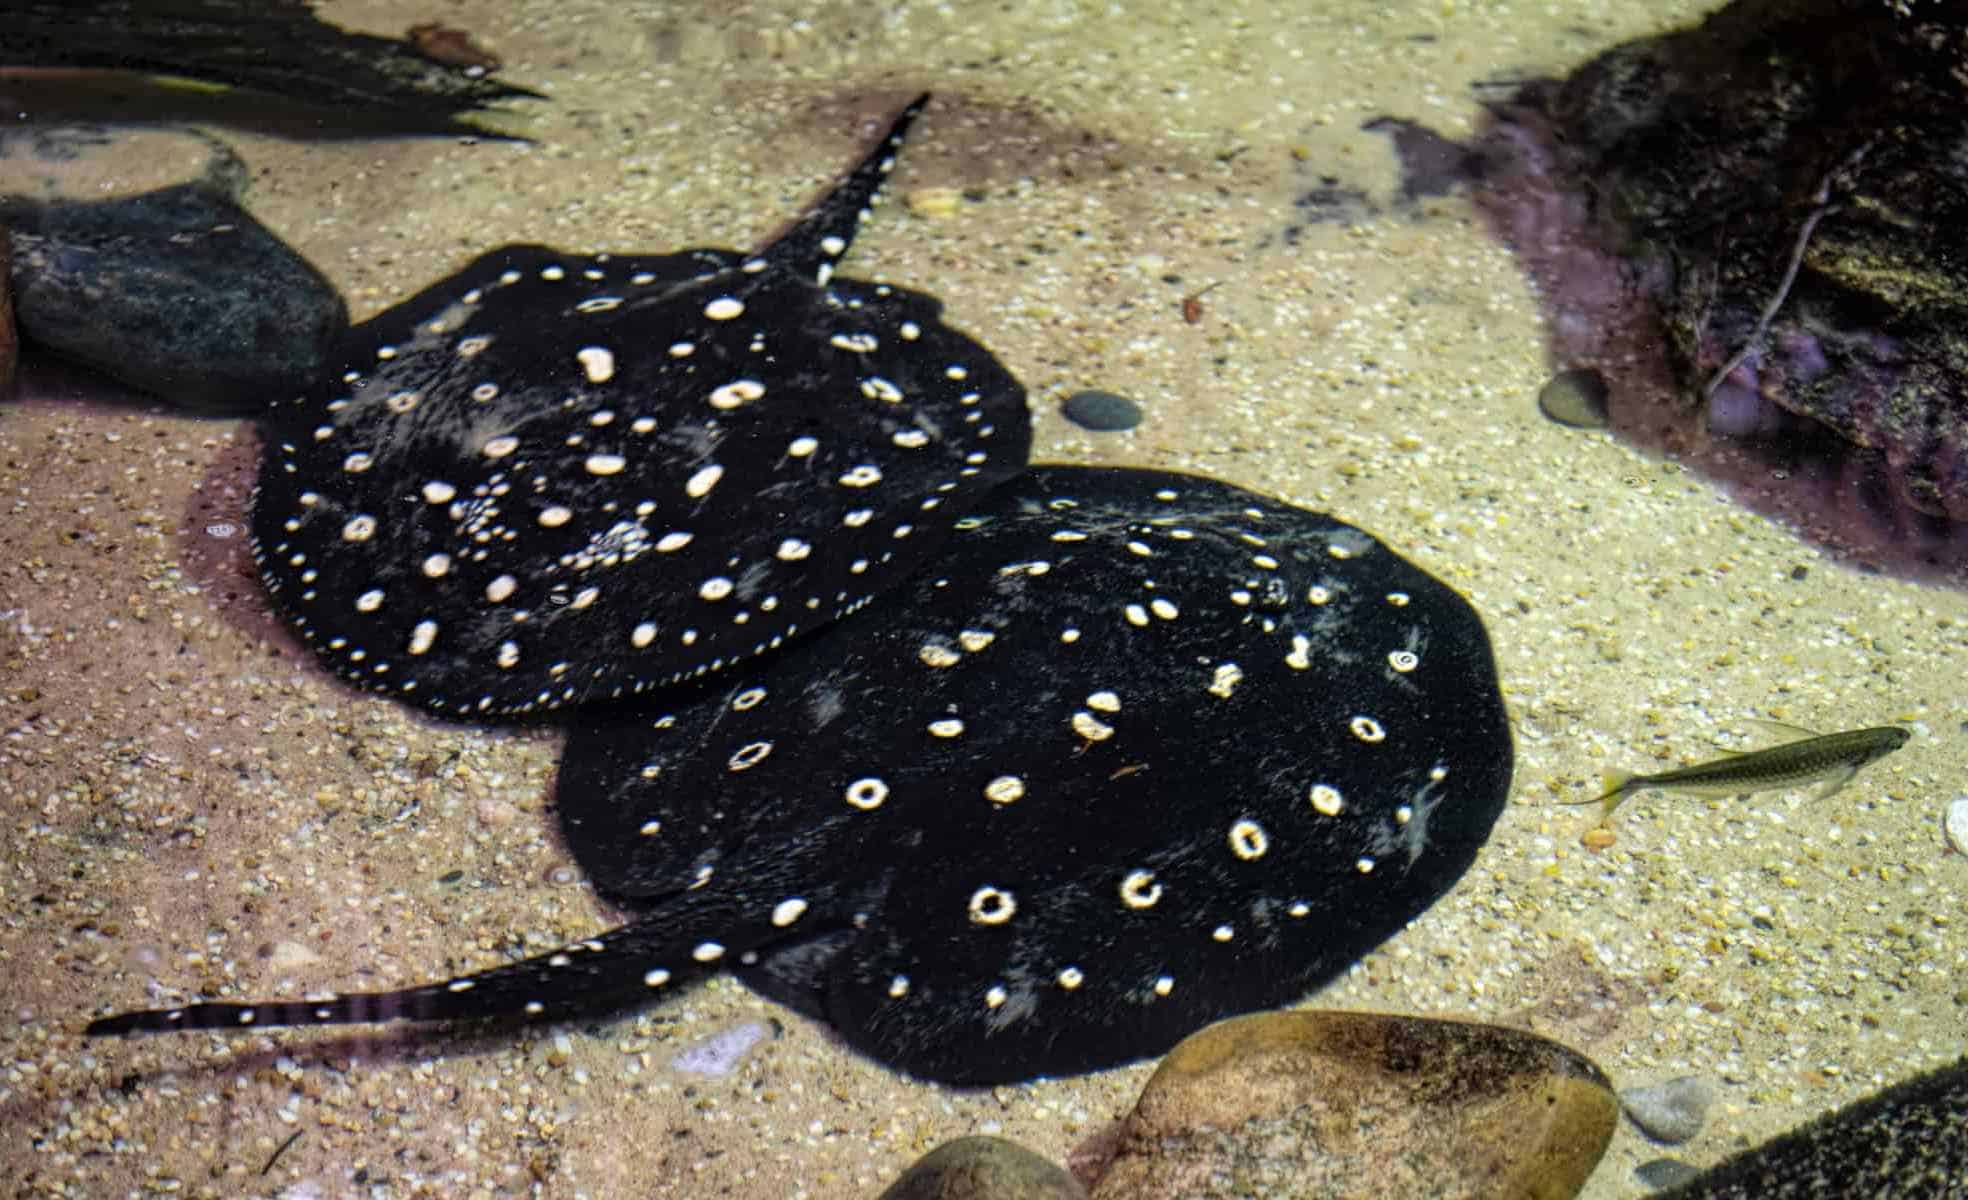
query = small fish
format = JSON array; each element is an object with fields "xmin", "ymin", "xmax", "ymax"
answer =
[{"xmin": 1574, "ymin": 721, "xmax": 1909, "ymax": 821}]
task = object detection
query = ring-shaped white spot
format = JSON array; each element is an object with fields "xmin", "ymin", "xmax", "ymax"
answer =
[
  {"xmin": 968, "ymin": 886, "xmax": 1016, "ymax": 926},
  {"xmin": 1350, "ymin": 716, "xmax": 1386, "ymax": 743},
  {"xmin": 1119, "ymin": 869, "xmax": 1163, "ymax": 909},
  {"xmin": 1309, "ymin": 784, "xmax": 1345, "ymax": 817},
  {"xmin": 1227, "ymin": 819, "xmax": 1269, "ymax": 860},
  {"xmin": 845, "ymin": 778, "xmax": 889, "ymax": 810}
]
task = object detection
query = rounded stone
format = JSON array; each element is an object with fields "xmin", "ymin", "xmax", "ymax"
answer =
[
  {"xmin": 1061, "ymin": 389, "xmax": 1143, "ymax": 432},
  {"xmin": 1536, "ymin": 367, "xmax": 1610, "ymax": 429},
  {"xmin": 880, "ymin": 1136, "xmax": 1088, "ymax": 1200},
  {"xmin": 1619, "ymin": 1074, "xmax": 1714, "ymax": 1144},
  {"xmin": 1089, "ymin": 1010, "xmax": 1617, "ymax": 1199}
]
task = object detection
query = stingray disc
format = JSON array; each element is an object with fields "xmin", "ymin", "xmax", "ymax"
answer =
[{"xmin": 251, "ymin": 94, "xmax": 1031, "ymax": 716}]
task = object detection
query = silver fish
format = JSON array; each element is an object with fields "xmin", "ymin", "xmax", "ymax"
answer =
[{"xmin": 1575, "ymin": 720, "xmax": 1909, "ymax": 821}]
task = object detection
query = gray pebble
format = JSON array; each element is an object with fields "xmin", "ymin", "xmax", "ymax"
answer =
[
  {"xmin": 1061, "ymin": 389, "xmax": 1142, "ymax": 432},
  {"xmin": 1620, "ymin": 1074, "xmax": 1715, "ymax": 1144},
  {"xmin": 1537, "ymin": 367, "xmax": 1610, "ymax": 428},
  {"xmin": 1634, "ymin": 1157, "xmax": 1704, "ymax": 1190}
]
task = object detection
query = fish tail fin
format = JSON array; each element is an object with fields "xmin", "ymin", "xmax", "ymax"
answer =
[
  {"xmin": 764, "ymin": 93, "xmax": 931, "ymax": 284},
  {"xmin": 1596, "ymin": 770, "xmax": 1635, "ymax": 821}
]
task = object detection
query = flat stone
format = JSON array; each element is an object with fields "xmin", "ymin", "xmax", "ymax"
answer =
[
  {"xmin": 1090, "ymin": 1010, "xmax": 1616, "ymax": 1200},
  {"xmin": 1619, "ymin": 1075, "xmax": 1714, "ymax": 1144},
  {"xmin": 0, "ymin": 125, "xmax": 245, "ymax": 203},
  {"xmin": 1061, "ymin": 389, "xmax": 1143, "ymax": 432},
  {"xmin": 1664, "ymin": 1056, "xmax": 1968, "ymax": 1198},
  {"xmin": 880, "ymin": 1136, "xmax": 1088, "ymax": 1200},
  {"xmin": 2, "ymin": 180, "xmax": 346, "ymax": 414}
]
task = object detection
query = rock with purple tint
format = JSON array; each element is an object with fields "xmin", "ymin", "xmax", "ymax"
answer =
[{"xmin": 1469, "ymin": 0, "xmax": 1968, "ymax": 585}]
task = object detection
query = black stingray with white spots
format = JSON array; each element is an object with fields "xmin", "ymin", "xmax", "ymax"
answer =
[
  {"xmin": 251, "ymin": 94, "xmax": 1031, "ymax": 717},
  {"xmin": 89, "ymin": 467, "xmax": 1512, "ymax": 1085}
]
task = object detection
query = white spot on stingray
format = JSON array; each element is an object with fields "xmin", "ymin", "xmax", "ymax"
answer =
[
  {"xmin": 631, "ymin": 622, "xmax": 657, "ymax": 648},
  {"xmin": 644, "ymin": 968, "xmax": 671, "ymax": 988},
  {"xmin": 1309, "ymin": 784, "xmax": 1345, "ymax": 817},
  {"xmin": 967, "ymin": 886, "xmax": 1016, "ymax": 925},
  {"xmin": 421, "ymin": 553, "xmax": 452, "ymax": 578},
  {"xmin": 1057, "ymin": 967, "xmax": 1084, "ymax": 989},
  {"xmin": 788, "ymin": 436, "xmax": 819, "ymax": 457},
  {"xmin": 576, "ymin": 346, "xmax": 616, "ymax": 383},
  {"xmin": 771, "ymin": 898, "xmax": 808, "ymax": 927},
  {"xmin": 775, "ymin": 538, "xmax": 811, "ymax": 561},
  {"xmin": 1356, "ymin": 856, "xmax": 1377, "ymax": 874},
  {"xmin": 685, "ymin": 465, "xmax": 724, "ymax": 497},
  {"xmin": 483, "ymin": 435, "xmax": 519, "ymax": 459},
  {"xmin": 838, "ymin": 464, "xmax": 883, "ymax": 488},
  {"xmin": 888, "ymin": 975, "xmax": 910, "ymax": 998},
  {"xmin": 845, "ymin": 778, "xmax": 889, "ymax": 810},
  {"xmin": 342, "ymin": 451, "xmax": 373, "ymax": 473},
  {"xmin": 497, "ymin": 641, "xmax": 520, "ymax": 669},
  {"xmin": 1350, "ymin": 716, "xmax": 1386, "ymax": 743},
  {"xmin": 727, "ymin": 741, "xmax": 772, "ymax": 771},
  {"xmin": 860, "ymin": 376, "xmax": 903, "ymax": 403},
  {"xmin": 1228, "ymin": 819, "xmax": 1269, "ymax": 860},
  {"xmin": 1388, "ymin": 650, "xmax": 1419, "ymax": 672},
  {"xmin": 704, "ymin": 297, "xmax": 744, "ymax": 320},
  {"xmin": 1152, "ymin": 976, "xmax": 1174, "ymax": 998},
  {"xmin": 699, "ymin": 576, "xmax": 734, "ymax": 601},
  {"xmin": 486, "ymin": 575, "xmax": 517, "ymax": 603},
  {"xmin": 422, "ymin": 481, "xmax": 457, "ymax": 504},
  {"xmin": 1212, "ymin": 924, "xmax": 1234, "ymax": 943},
  {"xmin": 656, "ymin": 531, "xmax": 693, "ymax": 552},
  {"xmin": 928, "ymin": 718, "xmax": 965, "ymax": 738},
  {"xmin": 355, "ymin": 589, "xmax": 384, "ymax": 613},
  {"xmin": 709, "ymin": 379, "xmax": 764, "ymax": 409},
  {"xmin": 1207, "ymin": 662, "xmax": 1243, "ymax": 698},
  {"xmin": 692, "ymin": 941, "xmax": 725, "ymax": 962},
  {"xmin": 585, "ymin": 453, "xmax": 627, "ymax": 476},
  {"xmin": 408, "ymin": 620, "xmax": 439, "ymax": 656},
  {"xmin": 984, "ymin": 775, "xmax": 1025, "ymax": 805},
  {"xmin": 1086, "ymin": 690, "xmax": 1121, "ymax": 712},
  {"xmin": 341, "ymin": 515, "xmax": 378, "ymax": 542},
  {"xmin": 1071, "ymin": 711, "xmax": 1114, "ymax": 741},
  {"xmin": 1119, "ymin": 870, "xmax": 1162, "ymax": 909},
  {"xmin": 538, "ymin": 505, "xmax": 573, "ymax": 527}
]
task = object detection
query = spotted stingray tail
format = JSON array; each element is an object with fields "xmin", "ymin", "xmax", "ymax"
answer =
[
  {"xmin": 84, "ymin": 901, "xmax": 795, "ymax": 1038},
  {"xmin": 763, "ymin": 92, "xmax": 931, "ymax": 286}
]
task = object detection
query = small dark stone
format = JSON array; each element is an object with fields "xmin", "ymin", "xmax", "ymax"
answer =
[
  {"xmin": 2, "ymin": 181, "xmax": 347, "ymax": 414},
  {"xmin": 1635, "ymin": 1157, "xmax": 1703, "ymax": 1190},
  {"xmin": 1537, "ymin": 367, "xmax": 1611, "ymax": 428},
  {"xmin": 1061, "ymin": 389, "xmax": 1142, "ymax": 432},
  {"xmin": 880, "ymin": 1136, "xmax": 1087, "ymax": 1200}
]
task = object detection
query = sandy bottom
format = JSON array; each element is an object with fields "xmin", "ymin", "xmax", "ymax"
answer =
[{"xmin": 4, "ymin": 2, "xmax": 1963, "ymax": 1197}]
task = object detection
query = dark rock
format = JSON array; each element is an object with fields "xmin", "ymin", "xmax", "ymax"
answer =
[
  {"xmin": 880, "ymin": 1136, "xmax": 1088, "ymax": 1200},
  {"xmin": 1061, "ymin": 389, "xmax": 1143, "ymax": 432},
  {"xmin": 1620, "ymin": 1075, "xmax": 1715, "ymax": 1144},
  {"xmin": 1088, "ymin": 1010, "xmax": 1617, "ymax": 1199},
  {"xmin": 1635, "ymin": 1158, "xmax": 1704, "ymax": 1190},
  {"xmin": 2, "ymin": 180, "xmax": 347, "ymax": 415},
  {"xmin": 1661, "ymin": 1056, "xmax": 1968, "ymax": 1197},
  {"xmin": 1470, "ymin": 0, "xmax": 1968, "ymax": 586},
  {"xmin": 1537, "ymin": 367, "xmax": 1611, "ymax": 429}
]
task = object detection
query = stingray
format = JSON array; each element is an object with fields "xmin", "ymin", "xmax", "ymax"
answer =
[
  {"xmin": 251, "ymin": 93, "xmax": 1031, "ymax": 717},
  {"xmin": 89, "ymin": 466, "xmax": 1513, "ymax": 1086}
]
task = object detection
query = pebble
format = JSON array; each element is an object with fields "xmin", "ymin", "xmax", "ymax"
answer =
[
  {"xmin": 0, "ymin": 127, "xmax": 346, "ymax": 414},
  {"xmin": 906, "ymin": 186, "xmax": 964, "ymax": 218},
  {"xmin": 1944, "ymin": 794, "xmax": 1967, "ymax": 855},
  {"xmin": 1619, "ymin": 1075, "xmax": 1715, "ymax": 1144},
  {"xmin": 879, "ymin": 1136, "xmax": 1088, "ymax": 1200},
  {"xmin": 1537, "ymin": 367, "xmax": 1611, "ymax": 428},
  {"xmin": 1634, "ymin": 1157, "xmax": 1704, "ymax": 1190},
  {"xmin": 669, "ymin": 1020, "xmax": 770, "ymax": 1076},
  {"xmin": 1061, "ymin": 389, "xmax": 1143, "ymax": 432},
  {"xmin": 1088, "ymin": 1010, "xmax": 1617, "ymax": 1199}
]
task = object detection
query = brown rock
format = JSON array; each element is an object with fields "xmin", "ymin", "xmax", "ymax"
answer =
[
  {"xmin": 880, "ymin": 1136, "xmax": 1088, "ymax": 1200},
  {"xmin": 1090, "ymin": 1010, "xmax": 1617, "ymax": 1200}
]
